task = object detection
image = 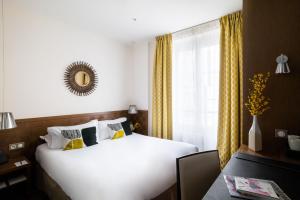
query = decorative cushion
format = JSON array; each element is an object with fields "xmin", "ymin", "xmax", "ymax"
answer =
[
  {"xmin": 107, "ymin": 123, "xmax": 126, "ymax": 140},
  {"xmin": 81, "ymin": 127, "xmax": 98, "ymax": 146},
  {"xmin": 98, "ymin": 117, "xmax": 127, "ymax": 140},
  {"xmin": 47, "ymin": 120, "xmax": 99, "ymax": 149},
  {"xmin": 61, "ymin": 130, "xmax": 84, "ymax": 151},
  {"xmin": 121, "ymin": 120, "xmax": 132, "ymax": 136}
]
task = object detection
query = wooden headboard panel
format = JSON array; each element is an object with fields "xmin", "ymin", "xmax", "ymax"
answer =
[{"xmin": 0, "ymin": 110, "xmax": 148, "ymax": 161}]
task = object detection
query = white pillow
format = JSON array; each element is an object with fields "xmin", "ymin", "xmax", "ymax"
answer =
[
  {"xmin": 47, "ymin": 120, "xmax": 99, "ymax": 149},
  {"xmin": 40, "ymin": 134, "xmax": 52, "ymax": 147},
  {"xmin": 98, "ymin": 117, "xmax": 127, "ymax": 140}
]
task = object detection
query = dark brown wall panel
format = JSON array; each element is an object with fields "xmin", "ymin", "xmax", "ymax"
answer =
[
  {"xmin": 243, "ymin": 0, "xmax": 300, "ymax": 152},
  {"xmin": 0, "ymin": 110, "xmax": 148, "ymax": 161}
]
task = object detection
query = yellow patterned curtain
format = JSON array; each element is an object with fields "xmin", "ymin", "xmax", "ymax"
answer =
[
  {"xmin": 217, "ymin": 11, "xmax": 243, "ymax": 168},
  {"xmin": 152, "ymin": 34, "xmax": 173, "ymax": 139}
]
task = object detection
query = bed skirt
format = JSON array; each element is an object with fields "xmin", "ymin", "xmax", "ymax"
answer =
[{"xmin": 35, "ymin": 164, "xmax": 177, "ymax": 200}]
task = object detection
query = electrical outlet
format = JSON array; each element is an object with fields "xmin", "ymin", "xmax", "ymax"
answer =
[
  {"xmin": 9, "ymin": 142, "xmax": 25, "ymax": 151},
  {"xmin": 9, "ymin": 144, "xmax": 17, "ymax": 151},
  {"xmin": 275, "ymin": 129, "xmax": 288, "ymax": 138},
  {"xmin": 17, "ymin": 142, "xmax": 25, "ymax": 149}
]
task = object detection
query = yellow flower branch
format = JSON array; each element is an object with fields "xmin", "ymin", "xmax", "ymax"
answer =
[{"xmin": 245, "ymin": 72, "xmax": 271, "ymax": 116}]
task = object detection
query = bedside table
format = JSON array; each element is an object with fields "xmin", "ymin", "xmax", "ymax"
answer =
[{"xmin": 0, "ymin": 156, "xmax": 32, "ymax": 197}]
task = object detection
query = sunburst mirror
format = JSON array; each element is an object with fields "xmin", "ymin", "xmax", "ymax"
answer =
[{"xmin": 64, "ymin": 61, "xmax": 98, "ymax": 96}]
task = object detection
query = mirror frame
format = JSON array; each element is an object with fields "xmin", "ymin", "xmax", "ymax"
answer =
[{"xmin": 64, "ymin": 61, "xmax": 98, "ymax": 96}]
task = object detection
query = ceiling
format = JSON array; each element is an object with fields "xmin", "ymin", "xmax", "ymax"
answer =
[{"xmin": 16, "ymin": 0, "xmax": 242, "ymax": 43}]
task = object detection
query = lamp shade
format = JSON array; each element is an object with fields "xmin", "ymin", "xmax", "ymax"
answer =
[
  {"xmin": 0, "ymin": 112, "xmax": 17, "ymax": 130},
  {"xmin": 128, "ymin": 105, "xmax": 138, "ymax": 114},
  {"xmin": 275, "ymin": 54, "xmax": 290, "ymax": 74}
]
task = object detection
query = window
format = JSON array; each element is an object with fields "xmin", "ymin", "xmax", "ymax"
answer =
[{"xmin": 172, "ymin": 21, "xmax": 220, "ymax": 151}]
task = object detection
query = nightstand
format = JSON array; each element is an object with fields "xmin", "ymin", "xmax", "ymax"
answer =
[{"xmin": 0, "ymin": 156, "xmax": 32, "ymax": 198}]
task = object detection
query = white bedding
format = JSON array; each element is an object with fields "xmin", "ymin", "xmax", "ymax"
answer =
[{"xmin": 35, "ymin": 133, "xmax": 198, "ymax": 200}]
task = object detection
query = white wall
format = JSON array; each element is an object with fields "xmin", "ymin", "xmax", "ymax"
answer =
[
  {"xmin": 130, "ymin": 40, "xmax": 155, "ymax": 133},
  {"xmin": 130, "ymin": 41, "xmax": 149, "ymax": 110},
  {"xmin": 1, "ymin": 1, "xmax": 133, "ymax": 119},
  {"xmin": 147, "ymin": 40, "xmax": 155, "ymax": 134},
  {"xmin": 0, "ymin": 1, "xmax": 3, "ymax": 113},
  {"xmin": 0, "ymin": 0, "xmax": 155, "ymax": 120}
]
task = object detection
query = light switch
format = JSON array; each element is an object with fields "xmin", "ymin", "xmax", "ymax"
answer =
[
  {"xmin": 21, "ymin": 160, "xmax": 28, "ymax": 165},
  {"xmin": 14, "ymin": 162, "xmax": 21, "ymax": 167},
  {"xmin": 275, "ymin": 129, "xmax": 288, "ymax": 138}
]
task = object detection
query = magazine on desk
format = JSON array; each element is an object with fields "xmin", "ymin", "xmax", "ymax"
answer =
[
  {"xmin": 223, "ymin": 175, "xmax": 291, "ymax": 200},
  {"xmin": 234, "ymin": 176, "xmax": 278, "ymax": 199}
]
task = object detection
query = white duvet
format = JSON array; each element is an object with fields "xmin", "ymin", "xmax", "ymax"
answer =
[{"xmin": 35, "ymin": 133, "xmax": 198, "ymax": 200}]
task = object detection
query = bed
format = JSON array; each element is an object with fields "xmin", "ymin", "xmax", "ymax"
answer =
[{"xmin": 35, "ymin": 133, "xmax": 198, "ymax": 200}]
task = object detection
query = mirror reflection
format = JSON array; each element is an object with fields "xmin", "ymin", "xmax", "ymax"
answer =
[{"xmin": 75, "ymin": 71, "xmax": 90, "ymax": 86}]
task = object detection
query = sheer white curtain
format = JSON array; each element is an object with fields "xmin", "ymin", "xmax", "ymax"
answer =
[{"xmin": 172, "ymin": 21, "xmax": 220, "ymax": 151}]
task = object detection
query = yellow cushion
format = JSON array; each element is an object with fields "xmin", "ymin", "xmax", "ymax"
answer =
[
  {"xmin": 61, "ymin": 130, "xmax": 85, "ymax": 151},
  {"xmin": 64, "ymin": 138, "xmax": 84, "ymax": 150},
  {"xmin": 112, "ymin": 130, "xmax": 125, "ymax": 140}
]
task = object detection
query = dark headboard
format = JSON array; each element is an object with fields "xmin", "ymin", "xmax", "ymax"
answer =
[{"xmin": 0, "ymin": 110, "xmax": 148, "ymax": 161}]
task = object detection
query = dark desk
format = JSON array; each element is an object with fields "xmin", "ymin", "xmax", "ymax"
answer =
[{"xmin": 203, "ymin": 153, "xmax": 300, "ymax": 200}]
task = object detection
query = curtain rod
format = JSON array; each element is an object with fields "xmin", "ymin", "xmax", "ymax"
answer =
[{"xmin": 172, "ymin": 18, "xmax": 219, "ymax": 34}]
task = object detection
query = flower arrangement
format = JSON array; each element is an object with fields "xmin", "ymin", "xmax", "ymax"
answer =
[{"xmin": 245, "ymin": 72, "xmax": 271, "ymax": 116}]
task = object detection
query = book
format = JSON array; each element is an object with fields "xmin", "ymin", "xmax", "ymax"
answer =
[
  {"xmin": 223, "ymin": 175, "xmax": 258, "ymax": 200},
  {"xmin": 223, "ymin": 175, "xmax": 291, "ymax": 200},
  {"xmin": 235, "ymin": 177, "xmax": 278, "ymax": 199}
]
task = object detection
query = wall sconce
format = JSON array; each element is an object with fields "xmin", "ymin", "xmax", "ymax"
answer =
[
  {"xmin": 128, "ymin": 105, "xmax": 138, "ymax": 114},
  {"xmin": 0, "ymin": 112, "xmax": 17, "ymax": 164},
  {"xmin": 0, "ymin": 112, "xmax": 17, "ymax": 130},
  {"xmin": 128, "ymin": 105, "xmax": 141, "ymax": 131},
  {"xmin": 275, "ymin": 54, "xmax": 290, "ymax": 74}
]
